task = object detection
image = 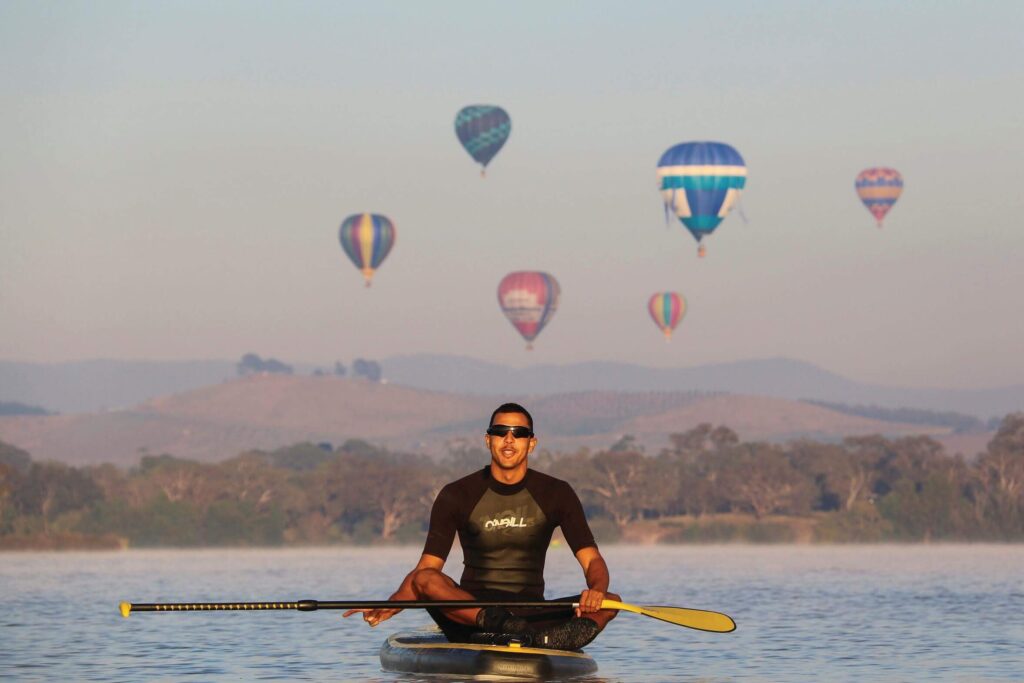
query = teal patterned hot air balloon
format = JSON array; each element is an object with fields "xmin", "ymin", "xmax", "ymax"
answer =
[{"xmin": 455, "ymin": 105, "xmax": 511, "ymax": 177}]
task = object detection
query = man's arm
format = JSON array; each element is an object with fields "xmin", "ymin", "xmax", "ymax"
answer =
[
  {"xmin": 389, "ymin": 553, "xmax": 447, "ymax": 600},
  {"xmin": 574, "ymin": 546, "xmax": 610, "ymax": 617},
  {"xmin": 342, "ymin": 553, "xmax": 445, "ymax": 627}
]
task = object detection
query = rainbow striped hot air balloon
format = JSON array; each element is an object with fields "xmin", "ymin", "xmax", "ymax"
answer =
[
  {"xmin": 338, "ymin": 213, "xmax": 395, "ymax": 287},
  {"xmin": 648, "ymin": 292, "xmax": 686, "ymax": 342},
  {"xmin": 497, "ymin": 271, "xmax": 560, "ymax": 350},
  {"xmin": 855, "ymin": 167, "xmax": 903, "ymax": 227},
  {"xmin": 455, "ymin": 105, "xmax": 511, "ymax": 177},
  {"xmin": 657, "ymin": 142, "xmax": 747, "ymax": 257}
]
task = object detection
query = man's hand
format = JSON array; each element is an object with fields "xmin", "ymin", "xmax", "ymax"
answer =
[
  {"xmin": 576, "ymin": 589, "xmax": 606, "ymax": 617},
  {"xmin": 342, "ymin": 606, "xmax": 402, "ymax": 628},
  {"xmin": 345, "ymin": 554, "xmax": 445, "ymax": 628}
]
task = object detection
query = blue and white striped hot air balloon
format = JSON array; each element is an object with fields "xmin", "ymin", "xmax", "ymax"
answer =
[
  {"xmin": 656, "ymin": 142, "xmax": 747, "ymax": 257},
  {"xmin": 455, "ymin": 105, "xmax": 511, "ymax": 177}
]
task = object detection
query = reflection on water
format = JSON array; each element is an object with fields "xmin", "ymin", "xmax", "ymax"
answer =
[{"xmin": 1, "ymin": 545, "xmax": 1022, "ymax": 682}]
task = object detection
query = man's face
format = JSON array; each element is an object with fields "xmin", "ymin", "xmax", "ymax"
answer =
[{"xmin": 485, "ymin": 411, "xmax": 537, "ymax": 472}]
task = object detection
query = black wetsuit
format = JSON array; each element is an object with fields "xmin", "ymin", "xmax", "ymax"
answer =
[{"xmin": 421, "ymin": 467, "xmax": 597, "ymax": 641}]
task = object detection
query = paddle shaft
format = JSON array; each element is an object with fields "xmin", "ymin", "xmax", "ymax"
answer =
[
  {"xmin": 121, "ymin": 599, "xmax": 576, "ymax": 616},
  {"xmin": 120, "ymin": 599, "xmax": 736, "ymax": 632}
]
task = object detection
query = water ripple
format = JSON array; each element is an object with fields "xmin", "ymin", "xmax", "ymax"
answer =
[{"xmin": 1, "ymin": 546, "xmax": 1023, "ymax": 681}]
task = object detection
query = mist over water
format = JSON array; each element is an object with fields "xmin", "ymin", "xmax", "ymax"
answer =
[{"xmin": 2, "ymin": 545, "xmax": 1021, "ymax": 682}]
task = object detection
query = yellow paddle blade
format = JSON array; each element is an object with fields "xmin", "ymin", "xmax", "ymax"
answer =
[
  {"xmin": 119, "ymin": 602, "xmax": 132, "ymax": 618},
  {"xmin": 600, "ymin": 600, "xmax": 736, "ymax": 633}
]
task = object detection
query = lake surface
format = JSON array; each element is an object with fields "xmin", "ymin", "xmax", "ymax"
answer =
[{"xmin": 1, "ymin": 545, "xmax": 1021, "ymax": 682}]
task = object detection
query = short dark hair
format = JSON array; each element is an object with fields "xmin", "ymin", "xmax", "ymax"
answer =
[{"xmin": 489, "ymin": 403, "xmax": 533, "ymax": 431}]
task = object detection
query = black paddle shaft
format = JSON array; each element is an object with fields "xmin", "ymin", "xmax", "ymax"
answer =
[{"xmin": 124, "ymin": 599, "xmax": 578, "ymax": 614}]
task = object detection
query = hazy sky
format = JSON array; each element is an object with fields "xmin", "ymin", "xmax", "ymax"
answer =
[{"xmin": 2, "ymin": 1, "xmax": 1022, "ymax": 389}]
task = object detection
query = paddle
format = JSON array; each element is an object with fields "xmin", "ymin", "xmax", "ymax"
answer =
[{"xmin": 119, "ymin": 599, "xmax": 735, "ymax": 633}]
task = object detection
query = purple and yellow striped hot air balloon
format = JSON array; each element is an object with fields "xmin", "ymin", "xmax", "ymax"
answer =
[
  {"xmin": 338, "ymin": 213, "xmax": 395, "ymax": 287},
  {"xmin": 497, "ymin": 271, "xmax": 560, "ymax": 350},
  {"xmin": 855, "ymin": 168, "xmax": 903, "ymax": 228},
  {"xmin": 648, "ymin": 292, "xmax": 686, "ymax": 342}
]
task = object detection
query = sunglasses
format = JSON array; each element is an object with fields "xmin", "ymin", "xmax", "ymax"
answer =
[{"xmin": 486, "ymin": 425, "xmax": 534, "ymax": 439}]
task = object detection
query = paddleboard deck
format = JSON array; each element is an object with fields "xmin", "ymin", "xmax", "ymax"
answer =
[{"xmin": 380, "ymin": 629, "xmax": 598, "ymax": 680}]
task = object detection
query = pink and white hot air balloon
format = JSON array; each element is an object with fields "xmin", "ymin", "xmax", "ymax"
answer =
[{"xmin": 497, "ymin": 272, "xmax": 560, "ymax": 350}]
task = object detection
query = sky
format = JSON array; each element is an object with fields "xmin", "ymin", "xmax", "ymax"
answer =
[{"xmin": 1, "ymin": 1, "xmax": 1022, "ymax": 389}]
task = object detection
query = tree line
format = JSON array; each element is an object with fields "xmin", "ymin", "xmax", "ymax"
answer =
[
  {"xmin": 1, "ymin": 414, "xmax": 1022, "ymax": 548},
  {"xmin": 237, "ymin": 353, "xmax": 382, "ymax": 381},
  {"xmin": 803, "ymin": 400, "xmax": 1001, "ymax": 434}
]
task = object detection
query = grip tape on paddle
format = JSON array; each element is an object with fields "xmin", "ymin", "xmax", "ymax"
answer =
[{"xmin": 120, "ymin": 601, "xmax": 315, "ymax": 617}]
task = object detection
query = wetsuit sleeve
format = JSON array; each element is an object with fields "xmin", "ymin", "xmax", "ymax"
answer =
[
  {"xmin": 422, "ymin": 484, "xmax": 459, "ymax": 560},
  {"xmin": 558, "ymin": 482, "xmax": 597, "ymax": 554}
]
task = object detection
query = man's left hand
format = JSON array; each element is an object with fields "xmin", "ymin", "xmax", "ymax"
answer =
[{"xmin": 576, "ymin": 589, "xmax": 606, "ymax": 617}]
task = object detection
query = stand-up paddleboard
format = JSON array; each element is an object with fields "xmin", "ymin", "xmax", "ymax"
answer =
[{"xmin": 380, "ymin": 630, "xmax": 598, "ymax": 680}]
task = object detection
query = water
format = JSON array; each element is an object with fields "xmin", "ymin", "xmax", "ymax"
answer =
[{"xmin": 1, "ymin": 545, "xmax": 1021, "ymax": 682}]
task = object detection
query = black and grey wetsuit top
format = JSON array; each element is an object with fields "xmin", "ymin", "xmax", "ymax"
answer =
[{"xmin": 422, "ymin": 468, "xmax": 596, "ymax": 599}]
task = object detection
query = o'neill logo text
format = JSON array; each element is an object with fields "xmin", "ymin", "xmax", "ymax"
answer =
[
  {"xmin": 478, "ymin": 504, "xmax": 535, "ymax": 533},
  {"xmin": 485, "ymin": 516, "xmax": 527, "ymax": 530}
]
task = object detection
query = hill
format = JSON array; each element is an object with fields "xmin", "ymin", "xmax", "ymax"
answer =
[
  {"xmin": 0, "ymin": 375, "xmax": 985, "ymax": 466},
  {"xmin": 382, "ymin": 355, "xmax": 1024, "ymax": 419},
  {"xmin": 4, "ymin": 356, "xmax": 1022, "ymax": 418}
]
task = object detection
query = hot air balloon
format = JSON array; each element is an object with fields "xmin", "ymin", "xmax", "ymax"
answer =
[
  {"xmin": 648, "ymin": 292, "xmax": 686, "ymax": 342},
  {"xmin": 855, "ymin": 167, "xmax": 903, "ymax": 227},
  {"xmin": 497, "ymin": 271, "xmax": 560, "ymax": 350},
  {"xmin": 657, "ymin": 142, "xmax": 747, "ymax": 257},
  {"xmin": 455, "ymin": 105, "xmax": 511, "ymax": 177},
  {"xmin": 338, "ymin": 213, "xmax": 395, "ymax": 287}
]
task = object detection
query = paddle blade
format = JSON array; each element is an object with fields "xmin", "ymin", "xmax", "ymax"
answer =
[{"xmin": 600, "ymin": 600, "xmax": 736, "ymax": 633}]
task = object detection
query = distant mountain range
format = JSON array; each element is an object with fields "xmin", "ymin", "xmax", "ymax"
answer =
[
  {"xmin": 0, "ymin": 374, "xmax": 985, "ymax": 467},
  {"xmin": 0, "ymin": 359, "xmax": 236, "ymax": 414},
  {"xmin": 1, "ymin": 355, "xmax": 1022, "ymax": 418},
  {"xmin": 381, "ymin": 355, "xmax": 1023, "ymax": 419}
]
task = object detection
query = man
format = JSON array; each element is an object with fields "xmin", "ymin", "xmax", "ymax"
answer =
[{"xmin": 344, "ymin": 402, "xmax": 619, "ymax": 650}]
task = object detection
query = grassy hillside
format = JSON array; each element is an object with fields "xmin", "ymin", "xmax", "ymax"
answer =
[{"xmin": 0, "ymin": 375, "xmax": 984, "ymax": 465}]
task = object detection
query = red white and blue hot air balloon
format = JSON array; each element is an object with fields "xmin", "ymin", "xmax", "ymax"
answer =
[{"xmin": 497, "ymin": 271, "xmax": 560, "ymax": 350}]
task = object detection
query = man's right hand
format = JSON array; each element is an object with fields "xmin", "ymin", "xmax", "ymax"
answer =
[
  {"xmin": 345, "ymin": 554, "xmax": 445, "ymax": 627},
  {"xmin": 342, "ymin": 607, "xmax": 402, "ymax": 627}
]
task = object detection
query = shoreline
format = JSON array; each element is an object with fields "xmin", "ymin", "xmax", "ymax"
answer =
[{"xmin": 3, "ymin": 512, "xmax": 1021, "ymax": 550}]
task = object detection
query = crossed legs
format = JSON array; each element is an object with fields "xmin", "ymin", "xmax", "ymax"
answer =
[{"xmin": 409, "ymin": 566, "xmax": 619, "ymax": 641}]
